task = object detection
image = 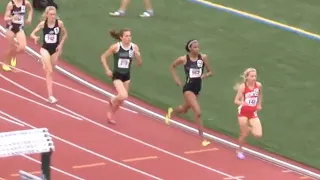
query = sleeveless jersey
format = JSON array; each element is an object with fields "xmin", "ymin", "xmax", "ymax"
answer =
[
  {"xmin": 10, "ymin": 0, "xmax": 26, "ymax": 27},
  {"xmin": 42, "ymin": 19, "xmax": 60, "ymax": 48},
  {"xmin": 113, "ymin": 42, "xmax": 134, "ymax": 74},
  {"xmin": 241, "ymin": 82, "xmax": 260, "ymax": 112},
  {"xmin": 184, "ymin": 54, "xmax": 204, "ymax": 83}
]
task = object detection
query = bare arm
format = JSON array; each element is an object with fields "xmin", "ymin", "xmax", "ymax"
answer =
[
  {"xmin": 257, "ymin": 82, "xmax": 262, "ymax": 106},
  {"xmin": 234, "ymin": 83, "xmax": 245, "ymax": 106},
  {"xmin": 30, "ymin": 21, "xmax": 44, "ymax": 39},
  {"xmin": 170, "ymin": 56, "xmax": 185, "ymax": 86},
  {"xmin": 133, "ymin": 44, "xmax": 142, "ymax": 66},
  {"xmin": 201, "ymin": 54, "xmax": 213, "ymax": 79},
  {"xmin": 101, "ymin": 44, "xmax": 117, "ymax": 72},
  {"xmin": 4, "ymin": 3, "xmax": 13, "ymax": 22},
  {"xmin": 58, "ymin": 20, "xmax": 68, "ymax": 47},
  {"xmin": 25, "ymin": 0, "xmax": 33, "ymax": 23}
]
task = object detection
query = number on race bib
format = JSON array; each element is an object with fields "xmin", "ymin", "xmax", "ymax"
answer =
[
  {"xmin": 44, "ymin": 34, "xmax": 57, "ymax": 44},
  {"xmin": 189, "ymin": 68, "xmax": 202, "ymax": 78},
  {"xmin": 245, "ymin": 97, "xmax": 257, "ymax": 106},
  {"xmin": 118, "ymin": 58, "xmax": 130, "ymax": 68},
  {"xmin": 21, "ymin": 6, "xmax": 26, "ymax": 13}
]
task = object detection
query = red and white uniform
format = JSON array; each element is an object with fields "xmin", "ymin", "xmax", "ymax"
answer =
[{"xmin": 238, "ymin": 82, "xmax": 260, "ymax": 119}]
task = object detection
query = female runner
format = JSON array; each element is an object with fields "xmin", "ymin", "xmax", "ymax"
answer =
[
  {"xmin": 100, "ymin": 28, "xmax": 142, "ymax": 124},
  {"xmin": 166, "ymin": 39, "xmax": 213, "ymax": 146},
  {"xmin": 233, "ymin": 68, "xmax": 263, "ymax": 159},
  {"xmin": 30, "ymin": 6, "xmax": 68, "ymax": 103},
  {"xmin": 3, "ymin": 0, "xmax": 33, "ymax": 71}
]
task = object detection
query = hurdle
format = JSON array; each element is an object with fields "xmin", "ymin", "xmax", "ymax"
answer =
[{"xmin": 0, "ymin": 128, "xmax": 54, "ymax": 180}]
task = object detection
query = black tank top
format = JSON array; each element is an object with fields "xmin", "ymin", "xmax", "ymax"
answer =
[
  {"xmin": 113, "ymin": 42, "xmax": 134, "ymax": 74},
  {"xmin": 184, "ymin": 54, "xmax": 204, "ymax": 83},
  {"xmin": 10, "ymin": 0, "xmax": 26, "ymax": 26},
  {"xmin": 43, "ymin": 19, "xmax": 60, "ymax": 47}
]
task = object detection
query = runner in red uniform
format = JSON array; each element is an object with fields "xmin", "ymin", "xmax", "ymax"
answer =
[{"xmin": 233, "ymin": 68, "xmax": 263, "ymax": 159}]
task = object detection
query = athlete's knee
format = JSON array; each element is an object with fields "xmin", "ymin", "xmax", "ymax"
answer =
[
  {"xmin": 251, "ymin": 130, "xmax": 262, "ymax": 138},
  {"xmin": 118, "ymin": 91, "xmax": 128, "ymax": 101},
  {"xmin": 182, "ymin": 108, "xmax": 189, "ymax": 114},
  {"xmin": 239, "ymin": 130, "xmax": 249, "ymax": 139},
  {"xmin": 17, "ymin": 44, "xmax": 26, "ymax": 52},
  {"xmin": 51, "ymin": 60, "xmax": 57, "ymax": 67},
  {"xmin": 178, "ymin": 105, "xmax": 189, "ymax": 114},
  {"xmin": 249, "ymin": 118, "xmax": 262, "ymax": 138},
  {"xmin": 238, "ymin": 133, "xmax": 247, "ymax": 140},
  {"xmin": 45, "ymin": 67, "xmax": 53, "ymax": 75},
  {"xmin": 46, "ymin": 71, "xmax": 53, "ymax": 76},
  {"xmin": 238, "ymin": 120, "xmax": 249, "ymax": 137},
  {"xmin": 240, "ymin": 130, "xmax": 249, "ymax": 137},
  {"xmin": 193, "ymin": 108, "xmax": 201, "ymax": 118}
]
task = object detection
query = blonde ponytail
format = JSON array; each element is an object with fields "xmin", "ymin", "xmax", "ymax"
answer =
[
  {"xmin": 233, "ymin": 82, "xmax": 241, "ymax": 91},
  {"xmin": 233, "ymin": 68, "xmax": 257, "ymax": 91}
]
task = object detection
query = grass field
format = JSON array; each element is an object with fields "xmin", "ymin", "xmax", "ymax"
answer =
[{"xmin": 1, "ymin": 0, "xmax": 320, "ymax": 169}]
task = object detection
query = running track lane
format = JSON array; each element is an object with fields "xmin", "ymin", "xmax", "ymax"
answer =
[
  {"xmin": 0, "ymin": 123, "xmax": 80, "ymax": 180},
  {"xmin": 0, "ymin": 34, "xmax": 309, "ymax": 180},
  {"xmin": 0, "ymin": 64, "xmax": 230, "ymax": 179},
  {"xmin": 0, "ymin": 86, "xmax": 163, "ymax": 180}
]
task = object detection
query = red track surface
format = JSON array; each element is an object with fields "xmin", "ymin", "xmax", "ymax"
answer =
[{"xmin": 0, "ymin": 33, "xmax": 317, "ymax": 180}]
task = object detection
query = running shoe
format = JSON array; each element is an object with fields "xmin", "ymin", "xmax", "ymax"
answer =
[
  {"xmin": 201, "ymin": 139, "xmax": 210, "ymax": 146},
  {"xmin": 165, "ymin": 107, "xmax": 173, "ymax": 125},
  {"xmin": 2, "ymin": 64, "xmax": 11, "ymax": 71},
  {"xmin": 11, "ymin": 57, "xmax": 16, "ymax": 67},
  {"xmin": 236, "ymin": 151, "xmax": 245, "ymax": 160},
  {"xmin": 139, "ymin": 11, "xmax": 153, "ymax": 17},
  {"xmin": 109, "ymin": 11, "xmax": 125, "ymax": 17},
  {"xmin": 108, "ymin": 119, "xmax": 117, "ymax": 125},
  {"xmin": 48, "ymin": 96, "xmax": 58, "ymax": 104}
]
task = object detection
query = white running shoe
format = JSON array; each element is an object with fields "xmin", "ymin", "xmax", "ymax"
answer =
[
  {"xmin": 109, "ymin": 11, "xmax": 125, "ymax": 17},
  {"xmin": 48, "ymin": 96, "xmax": 58, "ymax": 104},
  {"xmin": 139, "ymin": 11, "xmax": 153, "ymax": 17}
]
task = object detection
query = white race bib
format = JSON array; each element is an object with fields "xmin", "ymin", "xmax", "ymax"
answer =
[
  {"xmin": 245, "ymin": 97, "xmax": 258, "ymax": 106},
  {"xmin": 44, "ymin": 34, "xmax": 57, "ymax": 44},
  {"xmin": 12, "ymin": 15, "xmax": 24, "ymax": 24},
  {"xmin": 189, "ymin": 68, "xmax": 202, "ymax": 78},
  {"xmin": 21, "ymin": 6, "xmax": 26, "ymax": 13},
  {"xmin": 118, "ymin": 58, "xmax": 130, "ymax": 68}
]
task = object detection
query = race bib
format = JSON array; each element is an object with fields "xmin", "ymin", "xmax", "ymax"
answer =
[
  {"xmin": 245, "ymin": 97, "xmax": 258, "ymax": 106},
  {"xmin": 118, "ymin": 58, "xmax": 130, "ymax": 68},
  {"xmin": 44, "ymin": 34, "xmax": 57, "ymax": 44},
  {"xmin": 21, "ymin": 6, "xmax": 26, "ymax": 13},
  {"xmin": 12, "ymin": 15, "xmax": 24, "ymax": 24},
  {"xmin": 189, "ymin": 68, "xmax": 202, "ymax": 78}
]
